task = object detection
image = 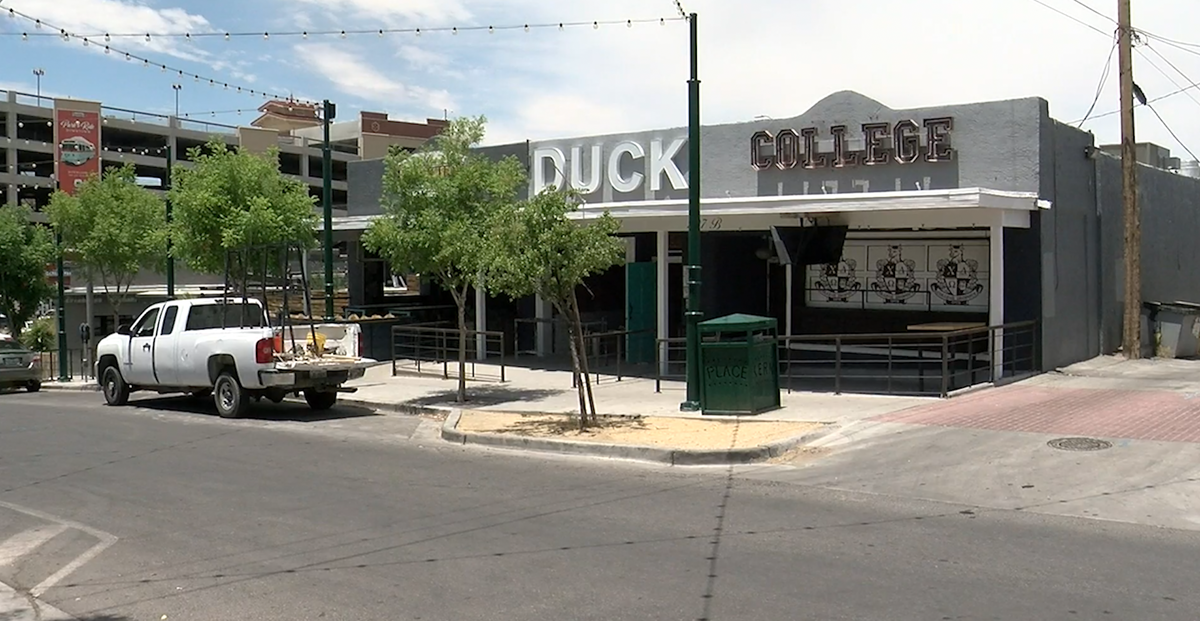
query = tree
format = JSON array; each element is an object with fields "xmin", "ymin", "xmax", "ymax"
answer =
[
  {"xmin": 0, "ymin": 207, "xmax": 54, "ymax": 337},
  {"xmin": 169, "ymin": 139, "xmax": 317, "ymax": 282},
  {"xmin": 20, "ymin": 316, "xmax": 56, "ymax": 352},
  {"xmin": 362, "ymin": 116, "xmax": 524, "ymax": 403},
  {"xmin": 46, "ymin": 164, "xmax": 167, "ymax": 325},
  {"xmin": 489, "ymin": 189, "xmax": 626, "ymax": 427}
]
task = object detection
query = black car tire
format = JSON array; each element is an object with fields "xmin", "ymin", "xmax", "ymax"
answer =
[
  {"xmin": 213, "ymin": 372, "xmax": 248, "ymax": 419},
  {"xmin": 102, "ymin": 366, "xmax": 130, "ymax": 406},
  {"xmin": 303, "ymin": 389, "xmax": 337, "ymax": 411}
]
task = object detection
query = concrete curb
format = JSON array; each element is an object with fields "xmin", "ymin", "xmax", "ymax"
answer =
[
  {"xmin": 37, "ymin": 382, "xmax": 100, "ymax": 392},
  {"xmin": 440, "ymin": 409, "xmax": 835, "ymax": 465},
  {"xmin": 337, "ymin": 398, "xmax": 452, "ymax": 418}
]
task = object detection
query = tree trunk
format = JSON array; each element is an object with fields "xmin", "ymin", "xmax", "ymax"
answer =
[
  {"xmin": 454, "ymin": 289, "xmax": 468, "ymax": 403},
  {"xmin": 560, "ymin": 301, "xmax": 589, "ymax": 429},
  {"xmin": 569, "ymin": 291, "xmax": 597, "ymax": 423}
]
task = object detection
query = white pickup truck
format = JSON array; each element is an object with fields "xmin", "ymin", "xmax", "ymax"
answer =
[{"xmin": 95, "ymin": 298, "xmax": 375, "ymax": 418}]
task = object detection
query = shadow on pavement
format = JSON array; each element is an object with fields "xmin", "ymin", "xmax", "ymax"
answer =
[
  {"xmin": 405, "ymin": 385, "xmax": 565, "ymax": 409},
  {"xmin": 128, "ymin": 394, "xmax": 378, "ymax": 423}
]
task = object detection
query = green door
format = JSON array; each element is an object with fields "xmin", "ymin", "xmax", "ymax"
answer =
[{"xmin": 625, "ymin": 262, "xmax": 657, "ymax": 364}]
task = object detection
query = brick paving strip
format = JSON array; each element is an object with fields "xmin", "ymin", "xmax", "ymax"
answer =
[{"xmin": 874, "ymin": 385, "xmax": 1200, "ymax": 443}]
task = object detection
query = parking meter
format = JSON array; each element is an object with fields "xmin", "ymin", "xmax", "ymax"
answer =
[{"xmin": 79, "ymin": 323, "xmax": 91, "ymax": 345}]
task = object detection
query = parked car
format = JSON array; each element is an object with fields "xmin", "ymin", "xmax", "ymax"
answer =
[
  {"xmin": 94, "ymin": 298, "xmax": 375, "ymax": 418},
  {"xmin": 0, "ymin": 335, "xmax": 41, "ymax": 392}
]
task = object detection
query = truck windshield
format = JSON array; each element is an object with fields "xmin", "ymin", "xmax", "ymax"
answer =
[{"xmin": 184, "ymin": 302, "xmax": 270, "ymax": 331}]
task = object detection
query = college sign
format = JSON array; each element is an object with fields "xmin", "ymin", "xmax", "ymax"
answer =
[
  {"xmin": 533, "ymin": 137, "xmax": 688, "ymax": 194},
  {"xmin": 750, "ymin": 118, "xmax": 954, "ymax": 171}
]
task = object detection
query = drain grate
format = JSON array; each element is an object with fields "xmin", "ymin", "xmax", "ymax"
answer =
[{"xmin": 1047, "ymin": 437, "xmax": 1113, "ymax": 452}]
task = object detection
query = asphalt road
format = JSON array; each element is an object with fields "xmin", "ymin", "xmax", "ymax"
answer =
[{"xmin": 1, "ymin": 391, "xmax": 1199, "ymax": 621}]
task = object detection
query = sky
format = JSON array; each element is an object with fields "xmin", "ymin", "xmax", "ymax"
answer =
[{"xmin": 1, "ymin": 0, "xmax": 1198, "ymax": 160}]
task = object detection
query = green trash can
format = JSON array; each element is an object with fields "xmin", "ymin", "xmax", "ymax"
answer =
[{"xmin": 699, "ymin": 313, "xmax": 781, "ymax": 415}]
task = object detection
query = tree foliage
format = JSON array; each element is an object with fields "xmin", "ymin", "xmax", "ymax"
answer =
[
  {"xmin": 489, "ymin": 189, "xmax": 626, "ymax": 426},
  {"xmin": 46, "ymin": 164, "xmax": 167, "ymax": 322},
  {"xmin": 20, "ymin": 315, "xmax": 56, "ymax": 352},
  {"xmin": 169, "ymin": 139, "xmax": 317, "ymax": 277},
  {"xmin": 0, "ymin": 206, "xmax": 54, "ymax": 335},
  {"xmin": 362, "ymin": 115, "xmax": 524, "ymax": 403}
]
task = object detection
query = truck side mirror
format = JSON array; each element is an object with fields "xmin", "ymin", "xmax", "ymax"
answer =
[{"xmin": 116, "ymin": 324, "xmax": 131, "ymax": 336}]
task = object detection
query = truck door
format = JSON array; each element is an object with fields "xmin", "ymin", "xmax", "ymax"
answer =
[
  {"xmin": 152, "ymin": 304, "xmax": 182, "ymax": 386},
  {"xmin": 124, "ymin": 307, "xmax": 160, "ymax": 386}
]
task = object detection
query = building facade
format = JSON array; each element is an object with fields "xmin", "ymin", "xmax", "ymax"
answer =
[
  {"xmin": 342, "ymin": 90, "xmax": 1200, "ymax": 381},
  {"xmin": 0, "ymin": 87, "xmax": 445, "ymax": 355}
]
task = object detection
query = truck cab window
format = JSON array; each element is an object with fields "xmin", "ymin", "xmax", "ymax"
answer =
[
  {"xmin": 132, "ymin": 308, "xmax": 160, "ymax": 338},
  {"xmin": 160, "ymin": 306, "xmax": 180, "ymax": 336}
]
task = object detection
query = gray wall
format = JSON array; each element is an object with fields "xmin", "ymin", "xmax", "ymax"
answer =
[
  {"xmin": 347, "ymin": 142, "xmax": 531, "ymax": 217},
  {"xmin": 525, "ymin": 90, "xmax": 1045, "ymax": 200},
  {"xmin": 1098, "ymin": 154, "xmax": 1200, "ymax": 353},
  {"xmin": 1038, "ymin": 116, "xmax": 1104, "ymax": 370}
]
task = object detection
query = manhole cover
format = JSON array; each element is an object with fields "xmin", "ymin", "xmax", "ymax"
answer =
[{"xmin": 1047, "ymin": 437, "xmax": 1113, "ymax": 451}]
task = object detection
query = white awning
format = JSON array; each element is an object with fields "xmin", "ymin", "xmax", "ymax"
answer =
[
  {"xmin": 331, "ymin": 187, "xmax": 1050, "ymax": 233},
  {"xmin": 568, "ymin": 187, "xmax": 1049, "ymax": 222}
]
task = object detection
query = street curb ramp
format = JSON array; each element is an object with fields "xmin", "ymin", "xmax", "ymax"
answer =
[{"xmin": 440, "ymin": 409, "xmax": 833, "ymax": 466}]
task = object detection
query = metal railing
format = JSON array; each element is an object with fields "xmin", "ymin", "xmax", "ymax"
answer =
[
  {"xmin": 779, "ymin": 321, "xmax": 1039, "ymax": 397},
  {"xmin": 512, "ymin": 317, "xmax": 608, "ymax": 358},
  {"xmin": 653, "ymin": 321, "xmax": 1040, "ymax": 398},
  {"xmin": 390, "ymin": 324, "xmax": 507, "ymax": 382},
  {"xmin": 571, "ymin": 328, "xmax": 655, "ymax": 387},
  {"xmin": 35, "ymin": 349, "xmax": 95, "ymax": 382}
]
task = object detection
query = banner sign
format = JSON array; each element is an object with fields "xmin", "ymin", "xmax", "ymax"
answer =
[{"xmin": 53, "ymin": 104, "xmax": 101, "ymax": 195}]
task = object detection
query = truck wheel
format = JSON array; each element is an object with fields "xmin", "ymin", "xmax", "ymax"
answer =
[
  {"xmin": 101, "ymin": 366, "xmax": 130, "ymax": 406},
  {"xmin": 213, "ymin": 372, "xmax": 248, "ymax": 419},
  {"xmin": 25, "ymin": 380, "xmax": 41, "ymax": 393},
  {"xmin": 265, "ymin": 388, "xmax": 287, "ymax": 404},
  {"xmin": 303, "ymin": 389, "xmax": 338, "ymax": 411}
]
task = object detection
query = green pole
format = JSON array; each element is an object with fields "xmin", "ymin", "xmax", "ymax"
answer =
[
  {"xmin": 681, "ymin": 12, "xmax": 702, "ymax": 411},
  {"xmin": 322, "ymin": 100, "xmax": 335, "ymax": 320},
  {"xmin": 165, "ymin": 144, "xmax": 174, "ymax": 298},
  {"xmin": 56, "ymin": 233, "xmax": 68, "ymax": 381}
]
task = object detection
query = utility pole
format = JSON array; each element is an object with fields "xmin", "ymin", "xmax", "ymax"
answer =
[
  {"xmin": 322, "ymin": 100, "xmax": 336, "ymax": 320},
  {"xmin": 1118, "ymin": 0, "xmax": 1141, "ymax": 358},
  {"xmin": 681, "ymin": 12, "xmax": 702, "ymax": 411}
]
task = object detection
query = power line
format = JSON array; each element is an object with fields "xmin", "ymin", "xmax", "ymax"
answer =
[
  {"xmin": 1029, "ymin": 0, "xmax": 1109, "ymax": 36},
  {"xmin": 4, "ymin": 6, "xmax": 309, "ymax": 104},
  {"xmin": 1139, "ymin": 43, "xmax": 1200, "ymax": 110},
  {"xmin": 1, "ymin": 13, "xmax": 685, "ymax": 39},
  {"xmin": 1079, "ymin": 30, "xmax": 1119, "ymax": 126},
  {"xmin": 1069, "ymin": 0, "xmax": 1114, "ymax": 24},
  {"xmin": 673, "ymin": 1, "xmax": 687, "ymax": 19},
  {"xmin": 1145, "ymin": 102, "xmax": 1200, "ymax": 162}
]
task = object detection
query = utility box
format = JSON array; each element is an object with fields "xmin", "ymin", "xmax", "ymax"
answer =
[
  {"xmin": 1145, "ymin": 301, "xmax": 1200, "ymax": 359},
  {"xmin": 698, "ymin": 313, "xmax": 781, "ymax": 415}
]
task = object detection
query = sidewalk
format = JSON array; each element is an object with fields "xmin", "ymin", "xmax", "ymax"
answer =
[{"xmin": 344, "ymin": 362, "xmax": 930, "ymax": 425}]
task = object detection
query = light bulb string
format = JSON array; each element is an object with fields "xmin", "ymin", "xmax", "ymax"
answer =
[
  {"xmin": 3, "ymin": 13, "xmax": 684, "ymax": 39},
  {"xmin": 4, "ymin": 6, "xmax": 313, "ymax": 103}
]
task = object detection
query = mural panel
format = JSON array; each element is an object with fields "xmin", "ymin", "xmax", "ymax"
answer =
[{"xmin": 807, "ymin": 239, "xmax": 989, "ymax": 313}]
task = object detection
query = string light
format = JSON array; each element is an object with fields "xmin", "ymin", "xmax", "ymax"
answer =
[
  {"xmin": 5, "ymin": 17, "xmax": 686, "ymax": 40},
  {"xmin": 5, "ymin": 6, "xmax": 315, "ymax": 104}
]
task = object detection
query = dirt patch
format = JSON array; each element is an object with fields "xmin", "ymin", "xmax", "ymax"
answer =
[{"xmin": 457, "ymin": 411, "xmax": 825, "ymax": 450}]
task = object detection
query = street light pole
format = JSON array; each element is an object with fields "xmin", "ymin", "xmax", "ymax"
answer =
[
  {"xmin": 167, "ymin": 84, "xmax": 181, "ymax": 298},
  {"xmin": 33, "ymin": 68, "xmax": 44, "ymax": 103},
  {"xmin": 681, "ymin": 12, "xmax": 702, "ymax": 411},
  {"xmin": 322, "ymin": 100, "xmax": 336, "ymax": 321}
]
